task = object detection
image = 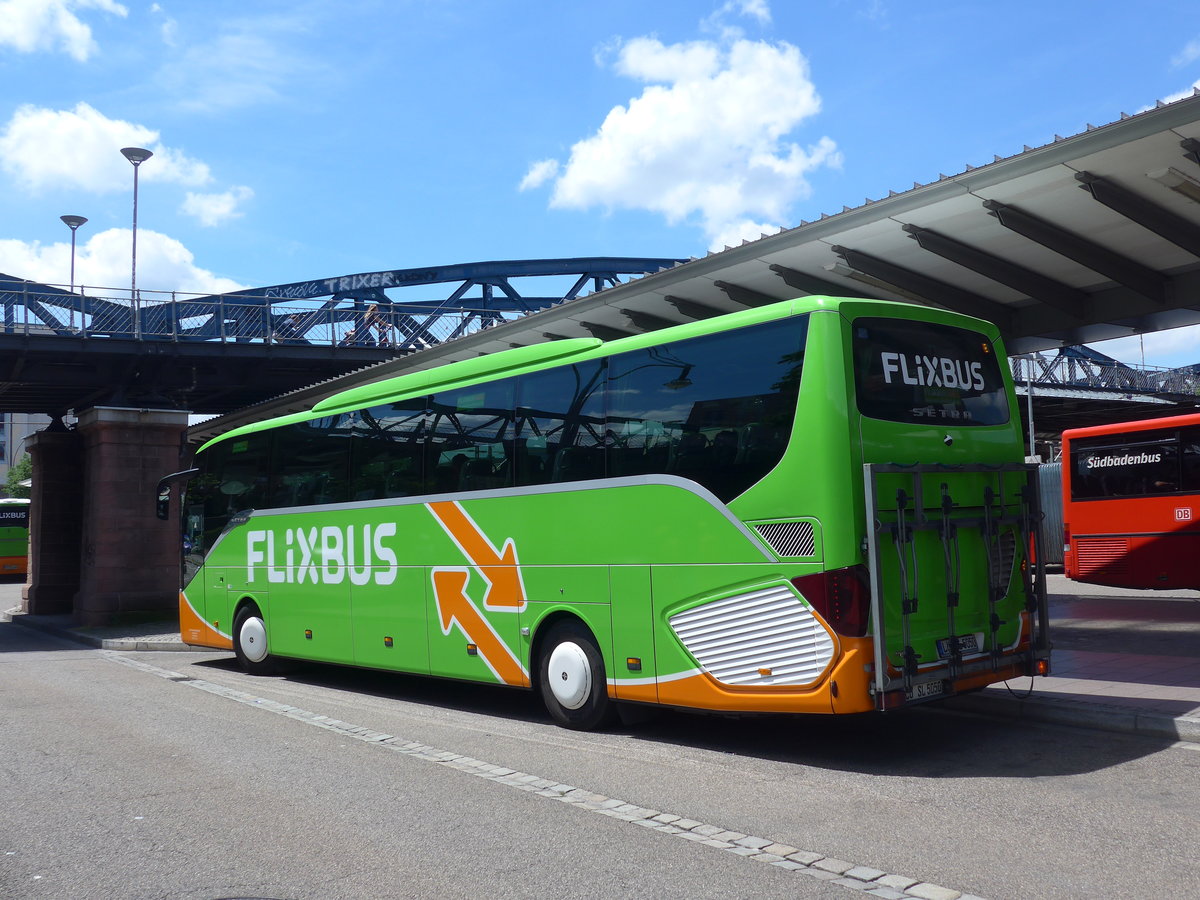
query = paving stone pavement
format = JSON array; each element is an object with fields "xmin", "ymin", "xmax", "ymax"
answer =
[{"xmin": 103, "ymin": 651, "xmax": 994, "ymax": 900}]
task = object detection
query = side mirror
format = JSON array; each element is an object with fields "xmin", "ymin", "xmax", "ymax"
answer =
[{"xmin": 156, "ymin": 468, "xmax": 200, "ymax": 521}]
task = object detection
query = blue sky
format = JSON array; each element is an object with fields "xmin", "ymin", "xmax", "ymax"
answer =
[{"xmin": 2, "ymin": 0, "xmax": 1199, "ymax": 365}]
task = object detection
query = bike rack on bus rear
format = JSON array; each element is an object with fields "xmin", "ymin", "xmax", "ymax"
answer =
[{"xmin": 863, "ymin": 462, "xmax": 1051, "ymax": 708}]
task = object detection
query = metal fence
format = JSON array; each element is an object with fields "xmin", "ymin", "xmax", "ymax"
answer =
[{"xmin": 0, "ymin": 282, "xmax": 518, "ymax": 350}]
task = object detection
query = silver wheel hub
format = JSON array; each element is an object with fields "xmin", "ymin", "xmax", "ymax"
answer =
[
  {"xmin": 239, "ymin": 616, "xmax": 269, "ymax": 663},
  {"xmin": 547, "ymin": 641, "xmax": 591, "ymax": 710}
]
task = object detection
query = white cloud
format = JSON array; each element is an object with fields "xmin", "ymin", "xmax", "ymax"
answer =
[
  {"xmin": 0, "ymin": 228, "xmax": 244, "ymax": 296},
  {"xmin": 518, "ymin": 159, "xmax": 560, "ymax": 192},
  {"xmin": 0, "ymin": 0, "xmax": 127, "ymax": 61},
  {"xmin": 701, "ymin": 0, "xmax": 771, "ymax": 41},
  {"xmin": 182, "ymin": 186, "xmax": 254, "ymax": 227},
  {"xmin": 0, "ymin": 102, "xmax": 212, "ymax": 194},
  {"xmin": 736, "ymin": 0, "xmax": 772, "ymax": 24},
  {"xmin": 615, "ymin": 39, "xmax": 721, "ymax": 82},
  {"xmin": 523, "ymin": 35, "xmax": 840, "ymax": 249},
  {"xmin": 1173, "ymin": 37, "xmax": 1200, "ymax": 69},
  {"xmin": 1152, "ymin": 79, "xmax": 1200, "ymax": 107},
  {"xmin": 707, "ymin": 219, "xmax": 783, "ymax": 251},
  {"xmin": 156, "ymin": 19, "xmax": 327, "ymax": 113},
  {"xmin": 150, "ymin": 2, "xmax": 178, "ymax": 47}
]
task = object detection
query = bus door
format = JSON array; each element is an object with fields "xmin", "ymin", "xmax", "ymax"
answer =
[{"xmin": 864, "ymin": 463, "xmax": 1049, "ymax": 706}]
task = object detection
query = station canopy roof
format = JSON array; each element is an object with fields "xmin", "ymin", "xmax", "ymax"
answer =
[{"xmin": 196, "ymin": 91, "xmax": 1200, "ymax": 439}]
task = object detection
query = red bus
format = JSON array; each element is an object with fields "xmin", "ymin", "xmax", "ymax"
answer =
[{"xmin": 1062, "ymin": 412, "xmax": 1200, "ymax": 589}]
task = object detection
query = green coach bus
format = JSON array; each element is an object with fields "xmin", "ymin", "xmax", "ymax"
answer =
[
  {"xmin": 163, "ymin": 296, "xmax": 1049, "ymax": 729},
  {"xmin": 0, "ymin": 498, "xmax": 30, "ymax": 576}
]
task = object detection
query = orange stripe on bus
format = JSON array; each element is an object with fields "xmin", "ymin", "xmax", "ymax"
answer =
[
  {"xmin": 432, "ymin": 569, "xmax": 529, "ymax": 687},
  {"xmin": 427, "ymin": 501, "xmax": 526, "ymax": 610},
  {"xmin": 178, "ymin": 591, "xmax": 233, "ymax": 650}
]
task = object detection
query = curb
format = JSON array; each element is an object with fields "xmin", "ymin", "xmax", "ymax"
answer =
[
  {"xmin": 4, "ymin": 611, "xmax": 199, "ymax": 652},
  {"xmin": 942, "ymin": 690, "xmax": 1200, "ymax": 745}
]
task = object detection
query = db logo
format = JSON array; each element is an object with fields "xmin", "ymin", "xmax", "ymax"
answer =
[{"xmin": 1175, "ymin": 508, "xmax": 1193, "ymax": 522}]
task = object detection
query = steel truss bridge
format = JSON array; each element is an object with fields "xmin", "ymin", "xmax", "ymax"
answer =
[
  {"xmin": 0, "ymin": 257, "xmax": 682, "ymax": 414},
  {"xmin": 0, "ymin": 257, "xmax": 683, "ymax": 349},
  {"xmin": 1011, "ymin": 346, "xmax": 1199, "ymax": 397}
]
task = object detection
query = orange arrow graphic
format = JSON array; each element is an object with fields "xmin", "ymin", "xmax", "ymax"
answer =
[
  {"xmin": 432, "ymin": 569, "xmax": 529, "ymax": 686},
  {"xmin": 427, "ymin": 500, "xmax": 526, "ymax": 610}
]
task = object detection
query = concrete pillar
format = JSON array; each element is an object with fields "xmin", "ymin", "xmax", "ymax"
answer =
[
  {"xmin": 22, "ymin": 428, "xmax": 84, "ymax": 615},
  {"xmin": 73, "ymin": 407, "xmax": 189, "ymax": 625}
]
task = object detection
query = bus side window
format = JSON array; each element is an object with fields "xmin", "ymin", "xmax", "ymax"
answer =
[
  {"xmin": 515, "ymin": 361, "xmax": 607, "ymax": 488},
  {"xmin": 351, "ymin": 400, "xmax": 428, "ymax": 499},
  {"xmin": 430, "ymin": 378, "xmax": 516, "ymax": 493},
  {"xmin": 271, "ymin": 416, "xmax": 352, "ymax": 508},
  {"xmin": 1183, "ymin": 427, "xmax": 1200, "ymax": 492},
  {"xmin": 606, "ymin": 317, "xmax": 807, "ymax": 502}
]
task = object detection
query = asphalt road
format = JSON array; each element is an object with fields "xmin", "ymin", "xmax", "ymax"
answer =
[{"xmin": 2, "ymin": 619, "xmax": 1198, "ymax": 900}]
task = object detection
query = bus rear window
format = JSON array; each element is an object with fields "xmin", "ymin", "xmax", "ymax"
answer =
[{"xmin": 852, "ymin": 318, "xmax": 1009, "ymax": 427}]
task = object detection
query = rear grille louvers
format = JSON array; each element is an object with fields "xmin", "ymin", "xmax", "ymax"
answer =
[
  {"xmin": 1076, "ymin": 538, "xmax": 1129, "ymax": 576},
  {"xmin": 669, "ymin": 585, "xmax": 835, "ymax": 686}
]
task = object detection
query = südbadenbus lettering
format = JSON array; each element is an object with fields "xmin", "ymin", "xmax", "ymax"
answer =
[{"xmin": 1085, "ymin": 452, "xmax": 1162, "ymax": 469}]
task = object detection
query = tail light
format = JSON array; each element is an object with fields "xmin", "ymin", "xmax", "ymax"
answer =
[
  {"xmin": 792, "ymin": 565, "xmax": 871, "ymax": 637},
  {"xmin": 1063, "ymin": 522, "xmax": 1071, "ymax": 554}
]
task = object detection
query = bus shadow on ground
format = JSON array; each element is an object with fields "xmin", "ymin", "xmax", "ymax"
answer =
[
  {"xmin": 633, "ymin": 703, "xmax": 1170, "ymax": 780},
  {"xmin": 194, "ymin": 655, "xmax": 550, "ymax": 727},
  {"xmin": 0, "ymin": 619, "xmax": 96, "ymax": 653},
  {"xmin": 192, "ymin": 656, "xmax": 1167, "ymax": 779}
]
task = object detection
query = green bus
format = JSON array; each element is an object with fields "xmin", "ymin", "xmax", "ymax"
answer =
[
  {"xmin": 164, "ymin": 296, "xmax": 1049, "ymax": 728},
  {"xmin": 0, "ymin": 497, "xmax": 31, "ymax": 576}
]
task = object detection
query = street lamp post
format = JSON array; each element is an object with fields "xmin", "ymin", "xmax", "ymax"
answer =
[
  {"xmin": 59, "ymin": 215, "xmax": 87, "ymax": 331},
  {"xmin": 120, "ymin": 147, "xmax": 153, "ymax": 337},
  {"xmin": 1024, "ymin": 354, "xmax": 1037, "ymax": 461}
]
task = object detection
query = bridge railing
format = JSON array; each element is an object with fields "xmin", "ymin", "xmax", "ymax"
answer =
[
  {"xmin": 0, "ymin": 282, "xmax": 512, "ymax": 350},
  {"xmin": 1009, "ymin": 353, "xmax": 1199, "ymax": 397}
]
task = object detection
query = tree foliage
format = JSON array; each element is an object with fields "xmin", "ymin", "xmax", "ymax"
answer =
[{"xmin": 5, "ymin": 454, "xmax": 31, "ymax": 499}]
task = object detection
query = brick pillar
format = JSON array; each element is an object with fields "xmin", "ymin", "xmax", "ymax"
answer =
[
  {"xmin": 73, "ymin": 407, "xmax": 189, "ymax": 626},
  {"xmin": 22, "ymin": 427, "xmax": 85, "ymax": 615}
]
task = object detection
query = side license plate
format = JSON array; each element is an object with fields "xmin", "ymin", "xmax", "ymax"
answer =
[
  {"xmin": 936, "ymin": 633, "xmax": 980, "ymax": 659},
  {"xmin": 907, "ymin": 680, "xmax": 946, "ymax": 701}
]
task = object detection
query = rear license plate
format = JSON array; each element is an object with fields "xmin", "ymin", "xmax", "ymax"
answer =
[
  {"xmin": 907, "ymin": 680, "xmax": 946, "ymax": 701},
  {"xmin": 936, "ymin": 633, "xmax": 980, "ymax": 659}
]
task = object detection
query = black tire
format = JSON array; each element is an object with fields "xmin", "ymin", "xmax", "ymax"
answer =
[
  {"xmin": 537, "ymin": 620, "xmax": 616, "ymax": 730},
  {"xmin": 232, "ymin": 604, "xmax": 279, "ymax": 675}
]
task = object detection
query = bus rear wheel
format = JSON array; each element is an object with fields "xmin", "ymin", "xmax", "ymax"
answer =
[
  {"xmin": 233, "ymin": 604, "xmax": 278, "ymax": 675},
  {"xmin": 538, "ymin": 620, "xmax": 616, "ymax": 731}
]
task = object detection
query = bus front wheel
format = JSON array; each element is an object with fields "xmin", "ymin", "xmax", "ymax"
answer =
[
  {"xmin": 233, "ymin": 604, "xmax": 278, "ymax": 675},
  {"xmin": 538, "ymin": 620, "xmax": 616, "ymax": 731}
]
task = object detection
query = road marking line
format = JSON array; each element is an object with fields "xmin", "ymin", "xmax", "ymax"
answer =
[{"xmin": 104, "ymin": 651, "xmax": 987, "ymax": 900}]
